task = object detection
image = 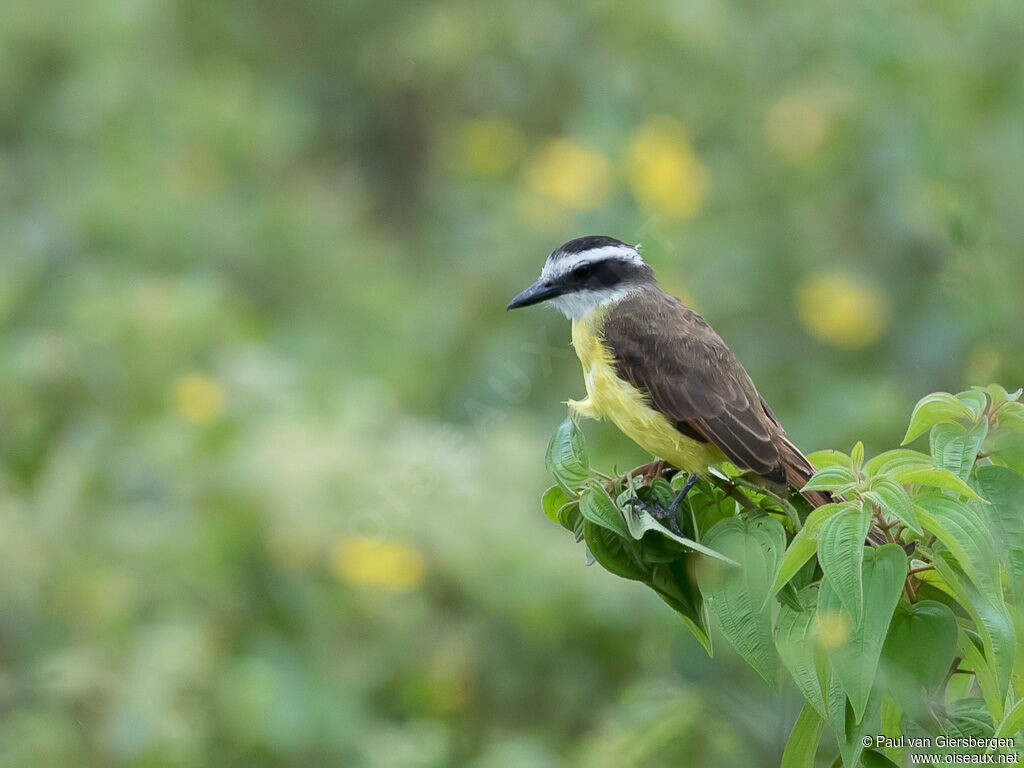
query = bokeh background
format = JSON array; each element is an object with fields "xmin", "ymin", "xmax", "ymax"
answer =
[{"xmin": 2, "ymin": 1, "xmax": 1023, "ymax": 766}]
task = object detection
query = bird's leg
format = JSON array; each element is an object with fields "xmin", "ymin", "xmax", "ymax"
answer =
[
  {"xmin": 667, "ymin": 472, "xmax": 699, "ymax": 513},
  {"xmin": 623, "ymin": 472, "xmax": 698, "ymax": 537},
  {"xmin": 624, "ymin": 496, "xmax": 683, "ymax": 536}
]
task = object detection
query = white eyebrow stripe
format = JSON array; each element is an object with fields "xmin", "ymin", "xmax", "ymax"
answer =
[{"xmin": 541, "ymin": 245, "xmax": 643, "ymax": 280}]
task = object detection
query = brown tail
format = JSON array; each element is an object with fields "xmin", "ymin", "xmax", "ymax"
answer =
[{"xmin": 779, "ymin": 437, "xmax": 832, "ymax": 508}]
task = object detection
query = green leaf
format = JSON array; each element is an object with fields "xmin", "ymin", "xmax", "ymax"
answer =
[
  {"xmin": 542, "ymin": 485, "xmax": 572, "ymax": 524},
  {"xmin": 820, "ymin": 544, "xmax": 908, "ymax": 721},
  {"xmin": 890, "ymin": 464, "xmax": 984, "ymax": 501},
  {"xmin": 861, "ymin": 750, "xmax": 901, "ymax": 768},
  {"xmin": 650, "ymin": 560, "xmax": 712, "ymax": 655},
  {"xmin": 902, "ymin": 392, "xmax": 975, "ymax": 444},
  {"xmin": 994, "ymin": 696, "xmax": 1024, "ymax": 739},
  {"xmin": 578, "ymin": 482, "xmax": 629, "ymax": 538},
  {"xmin": 933, "ymin": 555, "xmax": 1014, "ymax": 708},
  {"xmin": 771, "ymin": 503, "xmax": 851, "ymax": 595},
  {"xmin": 818, "ymin": 505, "xmax": 872, "ymax": 626},
  {"xmin": 941, "ymin": 697, "xmax": 995, "ymax": 744},
  {"xmin": 880, "ymin": 600, "xmax": 957, "ymax": 716},
  {"xmin": 775, "ymin": 586, "xmax": 829, "ymax": 718},
  {"xmin": 863, "ymin": 476, "xmax": 921, "ymax": 534},
  {"xmin": 836, "ymin": 688, "xmax": 882, "ymax": 768},
  {"xmin": 975, "ymin": 465, "xmax": 1024, "ymax": 604},
  {"xmin": 557, "ymin": 502, "xmax": 583, "ymax": 537},
  {"xmin": 807, "ymin": 449, "xmax": 853, "ymax": 470},
  {"xmin": 623, "ymin": 498, "xmax": 739, "ymax": 565},
  {"xmin": 996, "ymin": 402, "xmax": 1024, "ymax": 434},
  {"xmin": 649, "ymin": 476, "xmax": 677, "ymax": 508},
  {"xmin": 957, "ymin": 389, "xmax": 990, "ymax": 421},
  {"xmin": 780, "ymin": 703, "xmax": 824, "ymax": 768},
  {"xmin": 697, "ymin": 516, "xmax": 786, "ymax": 684},
  {"xmin": 865, "ymin": 448, "xmax": 933, "ymax": 477},
  {"xmin": 583, "ymin": 522, "xmax": 647, "ymax": 581},
  {"xmin": 880, "ymin": 697, "xmax": 905, "ymax": 765},
  {"xmin": 957, "ymin": 629, "xmax": 1003, "ymax": 723},
  {"xmin": 851, "ymin": 441, "xmax": 865, "ymax": 470},
  {"xmin": 930, "ymin": 419, "xmax": 988, "ymax": 481},
  {"xmin": 916, "ymin": 495, "xmax": 1000, "ymax": 604},
  {"xmin": 986, "ymin": 425, "xmax": 1024, "ymax": 476},
  {"xmin": 545, "ymin": 418, "xmax": 590, "ymax": 490},
  {"xmin": 803, "ymin": 465, "xmax": 859, "ymax": 492}
]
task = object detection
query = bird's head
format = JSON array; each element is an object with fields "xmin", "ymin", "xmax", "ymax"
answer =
[{"xmin": 507, "ymin": 235, "xmax": 655, "ymax": 320}]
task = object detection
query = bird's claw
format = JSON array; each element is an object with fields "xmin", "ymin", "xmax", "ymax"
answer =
[{"xmin": 623, "ymin": 495, "xmax": 683, "ymax": 536}]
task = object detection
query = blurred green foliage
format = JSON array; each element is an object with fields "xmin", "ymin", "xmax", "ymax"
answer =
[{"xmin": 0, "ymin": 0, "xmax": 1022, "ymax": 766}]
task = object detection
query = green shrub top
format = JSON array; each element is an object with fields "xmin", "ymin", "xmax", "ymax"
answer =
[{"xmin": 542, "ymin": 385, "xmax": 1024, "ymax": 767}]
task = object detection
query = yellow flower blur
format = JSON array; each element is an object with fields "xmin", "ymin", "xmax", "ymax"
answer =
[
  {"xmin": 814, "ymin": 609, "xmax": 851, "ymax": 650},
  {"xmin": 331, "ymin": 536, "xmax": 425, "ymax": 592},
  {"xmin": 764, "ymin": 96, "xmax": 829, "ymax": 162},
  {"xmin": 174, "ymin": 373, "xmax": 225, "ymax": 425},
  {"xmin": 625, "ymin": 116, "xmax": 708, "ymax": 219},
  {"xmin": 525, "ymin": 139, "xmax": 612, "ymax": 210},
  {"xmin": 458, "ymin": 119, "xmax": 524, "ymax": 175},
  {"xmin": 795, "ymin": 272, "xmax": 890, "ymax": 349}
]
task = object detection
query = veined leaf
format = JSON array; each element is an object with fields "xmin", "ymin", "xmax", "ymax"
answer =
[
  {"xmin": 697, "ymin": 516, "xmax": 786, "ymax": 684},
  {"xmin": 890, "ymin": 465, "xmax": 984, "ymax": 501},
  {"xmin": 863, "ymin": 476, "xmax": 921, "ymax": 534},
  {"xmin": 902, "ymin": 392, "xmax": 975, "ymax": 444},
  {"xmin": 880, "ymin": 600, "xmax": 957, "ymax": 716},
  {"xmin": 542, "ymin": 485, "xmax": 573, "ymax": 524},
  {"xmin": 808, "ymin": 449, "xmax": 853, "ymax": 470},
  {"xmin": 941, "ymin": 697, "xmax": 995, "ymax": 743},
  {"xmin": 818, "ymin": 505, "xmax": 872, "ymax": 626},
  {"xmin": 930, "ymin": 419, "xmax": 988, "ymax": 481},
  {"xmin": 780, "ymin": 703, "xmax": 824, "ymax": 768},
  {"xmin": 775, "ymin": 585, "xmax": 829, "ymax": 719},
  {"xmin": 996, "ymin": 402, "xmax": 1024, "ymax": 434},
  {"xmin": 880, "ymin": 697, "xmax": 905, "ymax": 766},
  {"xmin": 957, "ymin": 630, "xmax": 1003, "ymax": 724},
  {"xmin": 583, "ymin": 522, "xmax": 646, "ymax": 582},
  {"xmin": 650, "ymin": 560, "xmax": 712, "ymax": 655},
  {"xmin": 916, "ymin": 496, "xmax": 1000, "ymax": 604},
  {"xmin": 994, "ymin": 695, "xmax": 1024, "ymax": 739},
  {"xmin": 649, "ymin": 476, "xmax": 677, "ymax": 508},
  {"xmin": 837, "ymin": 688, "xmax": 883, "ymax": 768},
  {"xmin": 545, "ymin": 418, "xmax": 589, "ymax": 490},
  {"xmin": 956, "ymin": 389, "xmax": 990, "ymax": 421},
  {"xmin": 933, "ymin": 555, "xmax": 1014, "ymax": 709},
  {"xmin": 771, "ymin": 502, "xmax": 852, "ymax": 595},
  {"xmin": 558, "ymin": 502, "xmax": 583, "ymax": 538},
  {"xmin": 975, "ymin": 465, "xmax": 1024, "ymax": 605},
  {"xmin": 861, "ymin": 750, "xmax": 901, "ymax": 768},
  {"xmin": 803, "ymin": 465, "xmax": 859, "ymax": 492},
  {"xmin": 851, "ymin": 441, "xmax": 865, "ymax": 470},
  {"xmin": 865, "ymin": 448, "xmax": 933, "ymax": 477},
  {"xmin": 579, "ymin": 482, "xmax": 629, "ymax": 538},
  {"xmin": 821, "ymin": 544, "xmax": 907, "ymax": 721}
]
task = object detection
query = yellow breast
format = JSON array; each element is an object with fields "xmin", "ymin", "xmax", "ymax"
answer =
[{"xmin": 569, "ymin": 307, "xmax": 725, "ymax": 474}]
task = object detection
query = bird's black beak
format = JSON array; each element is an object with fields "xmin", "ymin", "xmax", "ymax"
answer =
[{"xmin": 507, "ymin": 278, "xmax": 564, "ymax": 310}]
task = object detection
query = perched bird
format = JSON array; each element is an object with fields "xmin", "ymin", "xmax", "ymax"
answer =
[{"xmin": 508, "ymin": 235, "xmax": 828, "ymax": 524}]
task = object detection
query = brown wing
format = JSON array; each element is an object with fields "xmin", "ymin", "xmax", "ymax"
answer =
[{"xmin": 602, "ymin": 290, "xmax": 787, "ymax": 483}]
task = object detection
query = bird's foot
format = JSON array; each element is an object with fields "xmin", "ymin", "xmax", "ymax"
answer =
[
  {"xmin": 623, "ymin": 496, "xmax": 684, "ymax": 536},
  {"xmin": 623, "ymin": 473, "xmax": 700, "ymax": 537}
]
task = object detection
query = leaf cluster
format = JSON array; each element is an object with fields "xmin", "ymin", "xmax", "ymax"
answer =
[{"xmin": 542, "ymin": 385, "xmax": 1024, "ymax": 766}]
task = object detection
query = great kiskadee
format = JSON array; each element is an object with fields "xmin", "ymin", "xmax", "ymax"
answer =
[{"xmin": 508, "ymin": 235, "xmax": 829, "ymax": 516}]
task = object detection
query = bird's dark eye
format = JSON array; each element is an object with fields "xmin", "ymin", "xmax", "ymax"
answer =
[{"xmin": 572, "ymin": 262, "xmax": 595, "ymax": 278}]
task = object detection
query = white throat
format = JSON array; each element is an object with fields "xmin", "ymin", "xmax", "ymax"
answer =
[{"xmin": 550, "ymin": 286, "xmax": 637, "ymax": 321}]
